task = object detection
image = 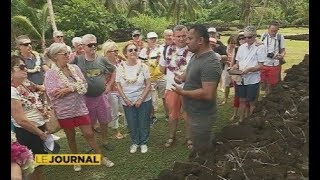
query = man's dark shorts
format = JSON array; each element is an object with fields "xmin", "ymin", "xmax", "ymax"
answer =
[{"xmin": 235, "ymin": 83, "xmax": 260, "ymax": 102}]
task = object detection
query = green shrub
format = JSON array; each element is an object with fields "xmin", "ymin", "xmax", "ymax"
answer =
[{"xmin": 129, "ymin": 14, "xmax": 172, "ymax": 39}]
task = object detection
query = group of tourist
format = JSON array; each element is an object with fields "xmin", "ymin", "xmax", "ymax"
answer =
[{"xmin": 11, "ymin": 20, "xmax": 285, "ymax": 179}]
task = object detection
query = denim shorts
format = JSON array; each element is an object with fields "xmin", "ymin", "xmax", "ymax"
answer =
[{"xmin": 235, "ymin": 83, "xmax": 260, "ymax": 102}]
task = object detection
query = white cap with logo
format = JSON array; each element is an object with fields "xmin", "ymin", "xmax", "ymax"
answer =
[
  {"xmin": 208, "ymin": 27, "xmax": 217, "ymax": 33},
  {"xmin": 147, "ymin": 32, "xmax": 158, "ymax": 39}
]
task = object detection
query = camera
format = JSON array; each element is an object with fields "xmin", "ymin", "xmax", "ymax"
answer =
[{"xmin": 267, "ymin": 53, "xmax": 275, "ymax": 58}]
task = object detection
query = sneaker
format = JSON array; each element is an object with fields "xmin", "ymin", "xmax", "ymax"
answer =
[
  {"xmin": 130, "ymin": 144, "xmax": 138, "ymax": 153},
  {"xmin": 74, "ymin": 165, "xmax": 81, "ymax": 172},
  {"xmin": 140, "ymin": 144, "xmax": 148, "ymax": 153},
  {"xmin": 101, "ymin": 157, "xmax": 114, "ymax": 167},
  {"xmin": 150, "ymin": 116, "xmax": 157, "ymax": 127}
]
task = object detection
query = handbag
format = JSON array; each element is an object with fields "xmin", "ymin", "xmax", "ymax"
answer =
[
  {"xmin": 45, "ymin": 109, "xmax": 61, "ymax": 134},
  {"xmin": 43, "ymin": 94, "xmax": 61, "ymax": 134}
]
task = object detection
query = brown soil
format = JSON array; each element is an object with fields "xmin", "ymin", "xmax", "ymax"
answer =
[{"xmin": 156, "ymin": 54, "xmax": 309, "ymax": 180}]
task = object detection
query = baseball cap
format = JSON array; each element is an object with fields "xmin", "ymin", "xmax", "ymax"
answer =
[
  {"xmin": 16, "ymin": 35, "xmax": 31, "ymax": 45},
  {"xmin": 132, "ymin": 30, "xmax": 141, "ymax": 36},
  {"xmin": 53, "ymin": 30, "xmax": 64, "ymax": 37},
  {"xmin": 208, "ymin": 27, "xmax": 217, "ymax": 33},
  {"xmin": 147, "ymin": 32, "xmax": 158, "ymax": 39}
]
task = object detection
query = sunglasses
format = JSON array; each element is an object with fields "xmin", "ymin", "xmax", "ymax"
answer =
[
  {"xmin": 107, "ymin": 50, "xmax": 119, "ymax": 53},
  {"xmin": 86, "ymin": 43, "xmax": 97, "ymax": 48},
  {"xmin": 244, "ymin": 36, "xmax": 254, "ymax": 39},
  {"xmin": 238, "ymin": 37, "xmax": 245, "ymax": 40},
  {"xmin": 56, "ymin": 36, "xmax": 64, "ymax": 38},
  {"xmin": 128, "ymin": 48, "xmax": 138, "ymax": 53},
  {"xmin": 20, "ymin": 43, "xmax": 31, "ymax": 46},
  {"xmin": 132, "ymin": 34, "xmax": 140, "ymax": 37},
  {"xmin": 57, "ymin": 52, "xmax": 70, "ymax": 56},
  {"xmin": 15, "ymin": 64, "xmax": 27, "ymax": 70}
]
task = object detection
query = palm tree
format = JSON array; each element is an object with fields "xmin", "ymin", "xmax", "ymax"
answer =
[
  {"xmin": 47, "ymin": 0, "xmax": 57, "ymax": 31},
  {"xmin": 127, "ymin": 0, "xmax": 168, "ymax": 17},
  {"xmin": 166, "ymin": 0, "xmax": 202, "ymax": 24},
  {"xmin": 102, "ymin": 0, "xmax": 129, "ymax": 14},
  {"xmin": 11, "ymin": 3, "xmax": 50, "ymax": 52}
]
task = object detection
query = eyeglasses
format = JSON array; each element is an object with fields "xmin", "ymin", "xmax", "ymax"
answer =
[
  {"xmin": 244, "ymin": 36, "xmax": 254, "ymax": 39},
  {"xmin": 20, "ymin": 43, "xmax": 31, "ymax": 46},
  {"xmin": 128, "ymin": 48, "xmax": 138, "ymax": 53},
  {"xmin": 107, "ymin": 50, "xmax": 119, "ymax": 53},
  {"xmin": 57, "ymin": 52, "xmax": 70, "ymax": 56},
  {"xmin": 86, "ymin": 43, "xmax": 97, "ymax": 48},
  {"xmin": 14, "ymin": 64, "xmax": 27, "ymax": 70}
]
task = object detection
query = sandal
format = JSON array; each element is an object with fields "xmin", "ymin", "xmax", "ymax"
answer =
[
  {"xmin": 164, "ymin": 138, "xmax": 175, "ymax": 147},
  {"xmin": 115, "ymin": 133, "xmax": 124, "ymax": 140},
  {"xmin": 186, "ymin": 139, "xmax": 193, "ymax": 150}
]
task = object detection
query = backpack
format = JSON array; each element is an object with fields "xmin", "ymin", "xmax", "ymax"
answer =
[{"xmin": 261, "ymin": 33, "xmax": 286, "ymax": 64}]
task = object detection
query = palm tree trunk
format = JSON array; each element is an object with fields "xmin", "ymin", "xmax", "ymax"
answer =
[
  {"xmin": 47, "ymin": 0, "xmax": 57, "ymax": 31},
  {"xmin": 257, "ymin": 0, "xmax": 268, "ymax": 29}
]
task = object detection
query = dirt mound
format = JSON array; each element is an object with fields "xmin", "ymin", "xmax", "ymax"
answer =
[{"xmin": 157, "ymin": 54, "xmax": 309, "ymax": 180}]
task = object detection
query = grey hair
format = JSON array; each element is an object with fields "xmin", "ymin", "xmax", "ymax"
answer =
[
  {"xmin": 71, "ymin": 37, "xmax": 83, "ymax": 47},
  {"xmin": 102, "ymin": 40, "xmax": 117, "ymax": 54},
  {"xmin": 163, "ymin": 29, "xmax": 173, "ymax": 35},
  {"xmin": 82, "ymin": 34, "xmax": 97, "ymax": 43},
  {"xmin": 244, "ymin": 26, "xmax": 257, "ymax": 35},
  {"xmin": 173, "ymin": 25, "xmax": 187, "ymax": 32},
  {"xmin": 46, "ymin": 43, "xmax": 68, "ymax": 59}
]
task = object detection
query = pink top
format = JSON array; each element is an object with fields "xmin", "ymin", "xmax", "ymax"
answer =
[{"xmin": 44, "ymin": 65, "xmax": 89, "ymax": 119}]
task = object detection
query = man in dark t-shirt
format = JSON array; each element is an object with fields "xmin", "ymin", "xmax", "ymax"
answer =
[{"xmin": 172, "ymin": 25, "xmax": 222, "ymax": 155}]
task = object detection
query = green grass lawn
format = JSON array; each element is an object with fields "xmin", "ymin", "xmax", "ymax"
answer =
[{"xmin": 44, "ymin": 28, "xmax": 309, "ymax": 180}]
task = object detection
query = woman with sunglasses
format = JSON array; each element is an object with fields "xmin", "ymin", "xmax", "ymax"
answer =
[
  {"xmin": 44, "ymin": 43, "xmax": 114, "ymax": 171},
  {"xmin": 116, "ymin": 42, "xmax": 152, "ymax": 154},
  {"xmin": 102, "ymin": 40, "xmax": 125, "ymax": 139},
  {"xmin": 11, "ymin": 54, "xmax": 49, "ymax": 180}
]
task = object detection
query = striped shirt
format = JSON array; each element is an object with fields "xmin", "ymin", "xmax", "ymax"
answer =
[{"xmin": 44, "ymin": 65, "xmax": 89, "ymax": 119}]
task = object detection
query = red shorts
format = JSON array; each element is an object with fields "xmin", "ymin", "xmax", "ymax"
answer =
[
  {"xmin": 58, "ymin": 114, "xmax": 91, "ymax": 129},
  {"xmin": 260, "ymin": 66, "xmax": 281, "ymax": 85}
]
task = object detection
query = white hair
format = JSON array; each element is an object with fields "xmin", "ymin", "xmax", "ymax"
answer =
[
  {"xmin": 82, "ymin": 34, "xmax": 96, "ymax": 43},
  {"xmin": 102, "ymin": 40, "xmax": 117, "ymax": 54},
  {"xmin": 46, "ymin": 43, "xmax": 68, "ymax": 59},
  {"xmin": 71, "ymin": 37, "xmax": 83, "ymax": 47},
  {"xmin": 163, "ymin": 29, "xmax": 173, "ymax": 35}
]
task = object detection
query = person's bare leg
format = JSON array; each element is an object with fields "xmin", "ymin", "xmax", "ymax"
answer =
[
  {"xmin": 230, "ymin": 107, "xmax": 239, "ymax": 120},
  {"xmin": 162, "ymin": 98, "xmax": 169, "ymax": 119},
  {"xmin": 64, "ymin": 128, "xmax": 78, "ymax": 153},
  {"xmin": 222, "ymin": 86, "xmax": 230, "ymax": 104},
  {"xmin": 11, "ymin": 163, "xmax": 22, "ymax": 180},
  {"xmin": 79, "ymin": 125, "xmax": 102, "ymax": 154},
  {"xmin": 28, "ymin": 166, "xmax": 45, "ymax": 180},
  {"xmin": 100, "ymin": 122, "xmax": 108, "ymax": 145},
  {"xmin": 238, "ymin": 98, "xmax": 247, "ymax": 122},
  {"xmin": 249, "ymin": 101, "xmax": 256, "ymax": 116}
]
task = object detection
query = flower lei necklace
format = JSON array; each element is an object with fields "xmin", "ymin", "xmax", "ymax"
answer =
[
  {"xmin": 119, "ymin": 61, "xmax": 143, "ymax": 84},
  {"xmin": 13, "ymin": 81, "xmax": 50, "ymax": 119},
  {"xmin": 51, "ymin": 63, "xmax": 87, "ymax": 95},
  {"xmin": 165, "ymin": 46, "xmax": 188, "ymax": 72},
  {"xmin": 145, "ymin": 46, "xmax": 161, "ymax": 67}
]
